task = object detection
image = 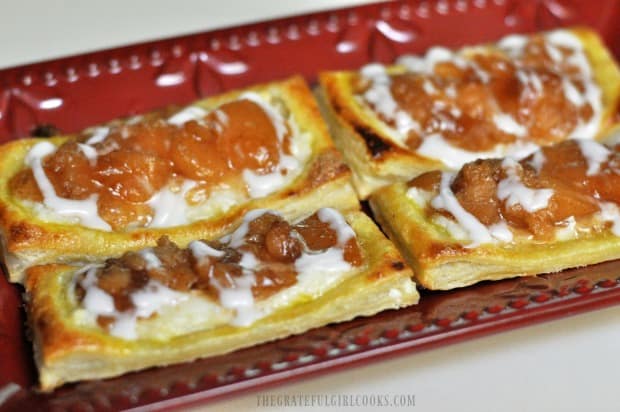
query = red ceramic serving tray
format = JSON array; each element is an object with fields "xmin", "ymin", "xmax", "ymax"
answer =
[{"xmin": 1, "ymin": 1, "xmax": 620, "ymax": 410}]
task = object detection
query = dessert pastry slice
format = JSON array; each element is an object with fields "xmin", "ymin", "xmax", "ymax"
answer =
[
  {"xmin": 0, "ymin": 76, "xmax": 358, "ymax": 283},
  {"xmin": 318, "ymin": 27, "xmax": 620, "ymax": 198},
  {"xmin": 24, "ymin": 208, "xmax": 418, "ymax": 390},
  {"xmin": 370, "ymin": 139, "xmax": 620, "ymax": 290}
]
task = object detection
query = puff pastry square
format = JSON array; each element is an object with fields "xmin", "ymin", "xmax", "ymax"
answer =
[
  {"xmin": 370, "ymin": 139, "xmax": 620, "ymax": 290},
  {"xmin": 317, "ymin": 27, "xmax": 620, "ymax": 199},
  {"xmin": 0, "ymin": 76, "xmax": 359, "ymax": 283},
  {"xmin": 24, "ymin": 208, "xmax": 418, "ymax": 390}
]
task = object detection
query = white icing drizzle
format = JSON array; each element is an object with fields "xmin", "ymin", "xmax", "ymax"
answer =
[
  {"xmin": 360, "ymin": 29, "xmax": 603, "ymax": 168},
  {"xmin": 78, "ymin": 264, "xmax": 188, "ymax": 340},
  {"xmin": 445, "ymin": 84, "xmax": 457, "ymax": 98},
  {"xmin": 214, "ymin": 267, "xmax": 260, "ymax": 327},
  {"xmin": 546, "ymin": 30, "xmax": 584, "ymax": 54},
  {"xmin": 25, "ymin": 142, "xmax": 112, "ymax": 231},
  {"xmin": 194, "ymin": 210, "xmax": 267, "ymax": 326},
  {"xmin": 394, "ymin": 110, "xmax": 422, "ymax": 136},
  {"xmin": 562, "ymin": 78, "xmax": 585, "ymax": 106},
  {"xmin": 528, "ymin": 149, "xmax": 546, "ymax": 173},
  {"xmin": 417, "ymin": 133, "xmax": 539, "ymax": 169},
  {"xmin": 79, "ymin": 265, "xmax": 117, "ymax": 318},
  {"xmin": 418, "ymin": 143, "xmax": 620, "ymax": 244},
  {"xmin": 599, "ymin": 202, "xmax": 620, "ymax": 236},
  {"xmin": 219, "ymin": 207, "xmax": 358, "ymax": 324},
  {"xmin": 112, "ymin": 280, "xmax": 188, "ymax": 339},
  {"xmin": 242, "ymin": 153, "xmax": 299, "ymax": 198},
  {"xmin": 429, "ymin": 46, "xmax": 468, "ymax": 69},
  {"xmin": 211, "ymin": 108, "xmax": 229, "ymax": 134},
  {"xmin": 497, "ymin": 157, "xmax": 554, "ymax": 213},
  {"xmin": 85, "ymin": 126, "xmax": 110, "ymax": 144},
  {"xmin": 430, "ymin": 172, "xmax": 494, "ymax": 245},
  {"xmin": 497, "ymin": 34, "xmax": 528, "ymax": 54},
  {"xmin": 295, "ymin": 247, "xmax": 352, "ymax": 274},
  {"xmin": 433, "ymin": 214, "xmax": 470, "ymax": 241},
  {"xmin": 516, "ymin": 68, "xmax": 543, "ymax": 98},
  {"xmin": 239, "ymin": 251, "xmax": 259, "ymax": 269},
  {"xmin": 423, "ymin": 79, "xmax": 437, "ymax": 95},
  {"xmin": 360, "ymin": 62, "xmax": 388, "ymax": 79},
  {"xmin": 317, "ymin": 207, "xmax": 355, "ymax": 244},
  {"xmin": 146, "ymin": 180, "xmax": 197, "ymax": 228},
  {"xmin": 138, "ymin": 248, "xmax": 162, "ymax": 270},
  {"xmin": 167, "ymin": 106, "xmax": 208, "ymax": 125},
  {"xmin": 469, "ymin": 59, "xmax": 491, "ymax": 83},
  {"xmin": 26, "ymin": 91, "xmax": 307, "ymax": 232},
  {"xmin": 185, "ymin": 185, "xmax": 246, "ymax": 222},
  {"xmin": 488, "ymin": 221, "xmax": 514, "ymax": 242},
  {"xmin": 405, "ymin": 186, "xmax": 433, "ymax": 207},
  {"xmin": 238, "ymin": 92, "xmax": 304, "ymax": 198},
  {"xmin": 417, "ymin": 164, "xmax": 563, "ymax": 245},
  {"xmin": 77, "ymin": 143, "xmax": 98, "ymax": 164},
  {"xmin": 294, "ymin": 208, "xmax": 354, "ymax": 275},
  {"xmin": 75, "ymin": 208, "xmax": 361, "ymax": 338},
  {"xmin": 397, "ymin": 46, "xmax": 467, "ymax": 74},
  {"xmin": 544, "ymin": 42, "xmax": 564, "ymax": 63},
  {"xmin": 544, "ymin": 30, "xmax": 603, "ymax": 139},
  {"xmin": 360, "ymin": 63, "xmax": 421, "ymax": 138},
  {"xmin": 577, "ymin": 139, "xmax": 611, "ymax": 176},
  {"xmin": 568, "ymin": 86, "xmax": 603, "ymax": 139},
  {"xmin": 213, "ymin": 108, "xmax": 228, "ymax": 125},
  {"xmin": 189, "ymin": 240, "xmax": 226, "ymax": 260},
  {"xmin": 127, "ymin": 115, "xmax": 143, "ymax": 125},
  {"xmin": 493, "ymin": 112, "xmax": 527, "ymax": 137},
  {"xmin": 555, "ymin": 216, "xmax": 578, "ymax": 240}
]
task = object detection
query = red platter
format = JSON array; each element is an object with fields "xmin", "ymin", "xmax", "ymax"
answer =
[{"xmin": 1, "ymin": 1, "xmax": 619, "ymax": 410}]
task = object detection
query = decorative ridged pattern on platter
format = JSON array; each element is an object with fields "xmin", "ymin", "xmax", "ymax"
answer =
[{"xmin": 0, "ymin": 0, "xmax": 617, "ymax": 141}]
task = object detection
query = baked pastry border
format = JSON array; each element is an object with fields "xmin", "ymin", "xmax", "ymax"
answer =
[
  {"xmin": 370, "ymin": 180, "xmax": 620, "ymax": 290},
  {"xmin": 25, "ymin": 210, "xmax": 419, "ymax": 390}
]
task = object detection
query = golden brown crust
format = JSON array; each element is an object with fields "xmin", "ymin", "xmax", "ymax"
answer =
[
  {"xmin": 0, "ymin": 76, "xmax": 359, "ymax": 283},
  {"xmin": 317, "ymin": 27, "xmax": 620, "ymax": 199},
  {"xmin": 25, "ymin": 210, "xmax": 418, "ymax": 390},
  {"xmin": 369, "ymin": 181, "xmax": 620, "ymax": 290}
]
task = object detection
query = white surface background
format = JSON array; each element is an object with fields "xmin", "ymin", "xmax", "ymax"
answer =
[{"xmin": 2, "ymin": 1, "xmax": 620, "ymax": 411}]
